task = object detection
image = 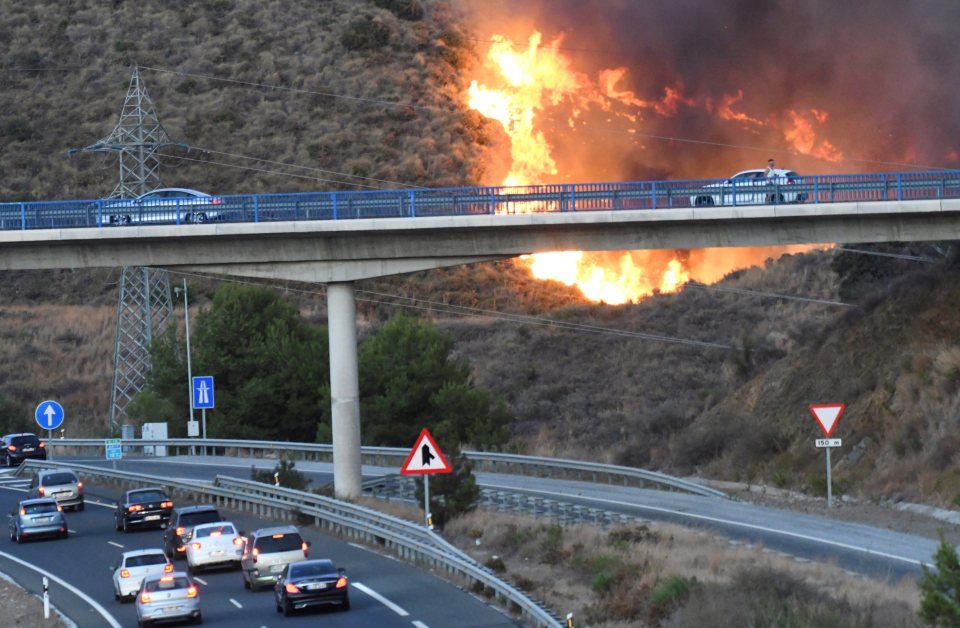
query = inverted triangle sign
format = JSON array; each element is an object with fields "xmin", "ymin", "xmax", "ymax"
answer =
[
  {"xmin": 809, "ymin": 403, "xmax": 845, "ymax": 437},
  {"xmin": 400, "ymin": 428, "xmax": 453, "ymax": 475}
]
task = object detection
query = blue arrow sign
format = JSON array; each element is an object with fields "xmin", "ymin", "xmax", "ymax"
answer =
[
  {"xmin": 35, "ymin": 400, "xmax": 64, "ymax": 431},
  {"xmin": 192, "ymin": 376, "xmax": 215, "ymax": 409}
]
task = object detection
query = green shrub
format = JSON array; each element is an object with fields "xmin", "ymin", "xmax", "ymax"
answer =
[
  {"xmin": 341, "ymin": 17, "xmax": 391, "ymax": 51},
  {"xmin": 250, "ymin": 457, "xmax": 308, "ymax": 491},
  {"xmin": 652, "ymin": 575, "xmax": 697, "ymax": 607}
]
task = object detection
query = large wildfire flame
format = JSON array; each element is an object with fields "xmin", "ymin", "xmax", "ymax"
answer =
[{"xmin": 467, "ymin": 32, "xmax": 829, "ymax": 304}]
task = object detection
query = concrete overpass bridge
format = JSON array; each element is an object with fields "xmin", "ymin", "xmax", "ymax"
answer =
[{"xmin": 3, "ymin": 170, "xmax": 960, "ymax": 497}]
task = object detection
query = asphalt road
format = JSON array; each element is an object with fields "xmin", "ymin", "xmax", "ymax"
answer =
[
  {"xmin": 0, "ymin": 472, "xmax": 516, "ymax": 628},
  {"xmin": 60, "ymin": 454, "xmax": 941, "ymax": 582}
]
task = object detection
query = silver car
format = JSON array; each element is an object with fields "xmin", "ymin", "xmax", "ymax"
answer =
[
  {"xmin": 105, "ymin": 188, "xmax": 225, "ymax": 225},
  {"xmin": 29, "ymin": 469, "xmax": 84, "ymax": 511},
  {"xmin": 135, "ymin": 572, "xmax": 201, "ymax": 626},
  {"xmin": 9, "ymin": 497, "xmax": 68, "ymax": 542},
  {"xmin": 690, "ymin": 168, "xmax": 807, "ymax": 206},
  {"xmin": 240, "ymin": 525, "xmax": 310, "ymax": 591}
]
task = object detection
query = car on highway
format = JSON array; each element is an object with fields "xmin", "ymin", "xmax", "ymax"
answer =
[
  {"xmin": 1, "ymin": 433, "xmax": 46, "ymax": 467},
  {"xmin": 105, "ymin": 188, "xmax": 225, "ymax": 225},
  {"xmin": 28, "ymin": 469, "xmax": 84, "ymax": 511},
  {"xmin": 274, "ymin": 558, "xmax": 349, "ymax": 616},
  {"xmin": 163, "ymin": 505, "xmax": 224, "ymax": 560},
  {"xmin": 8, "ymin": 497, "xmax": 67, "ymax": 542},
  {"xmin": 111, "ymin": 549, "xmax": 174, "ymax": 602},
  {"xmin": 135, "ymin": 572, "xmax": 202, "ymax": 627},
  {"xmin": 241, "ymin": 525, "xmax": 311, "ymax": 591},
  {"xmin": 185, "ymin": 521, "xmax": 244, "ymax": 573},
  {"xmin": 115, "ymin": 487, "xmax": 174, "ymax": 532},
  {"xmin": 690, "ymin": 168, "xmax": 807, "ymax": 206}
]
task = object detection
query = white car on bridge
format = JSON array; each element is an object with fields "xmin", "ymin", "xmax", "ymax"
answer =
[{"xmin": 690, "ymin": 169, "xmax": 807, "ymax": 206}]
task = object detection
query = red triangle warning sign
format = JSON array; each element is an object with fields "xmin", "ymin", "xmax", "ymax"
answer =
[
  {"xmin": 809, "ymin": 403, "xmax": 845, "ymax": 437},
  {"xmin": 400, "ymin": 428, "xmax": 453, "ymax": 475}
]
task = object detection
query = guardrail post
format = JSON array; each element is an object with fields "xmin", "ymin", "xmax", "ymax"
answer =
[
  {"xmin": 19, "ymin": 202, "xmax": 25, "ymax": 230},
  {"xmin": 408, "ymin": 191, "xmax": 416, "ymax": 217},
  {"xmin": 489, "ymin": 188, "xmax": 496, "ymax": 214},
  {"xmin": 896, "ymin": 174, "xmax": 902, "ymax": 201},
  {"xmin": 568, "ymin": 184, "xmax": 575, "ymax": 212},
  {"xmin": 253, "ymin": 196, "xmax": 259, "ymax": 222},
  {"xmin": 332, "ymin": 193, "xmax": 338, "ymax": 220},
  {"xmin": 97, "ymin": 200, "xmax": 103, "ymax": 227},
  {"xmin": 814, "ymin": 179, "xmax": 819, "ymax": 204},
  {"xmin": 650, "ymin": 182, "xmax": 657, "ymax": 209}
]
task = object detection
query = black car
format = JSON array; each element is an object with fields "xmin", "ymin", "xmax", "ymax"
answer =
[
  {"xmin": 1, "ymin": 433, "xmax": 46, "ymax": 467},
  {"xmin": 114, "ymin": 487, "xmax": 174, "ymax": 532},
  {"xmin": 274, "ymin": 559, "xmax": 349, "ymax": 616},
  {"xmin": 162, "ymin": 505, "xmax": 224, "ymax": 560}
]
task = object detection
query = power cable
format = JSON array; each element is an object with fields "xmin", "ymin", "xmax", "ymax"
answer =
[
  {"xmin": 684, "ymin": 282, "xmax": 850, "ymax": 307},
  {"xmin": 831, "ymin": 247, "xmax": 937, "ymax": 263}
]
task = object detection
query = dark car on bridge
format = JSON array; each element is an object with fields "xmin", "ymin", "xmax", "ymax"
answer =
[
  {"xmin": 115, "ymin": 487, "xmax": 174, "ymax": 533},
  {"xmin": 1, "ymin": 433, "xmax": 46, "ymax": 467}
]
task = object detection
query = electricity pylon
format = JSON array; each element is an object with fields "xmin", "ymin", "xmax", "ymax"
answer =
[{"xmin": 71, "ymin": 66, "xmax": 178, "ymax": 430}]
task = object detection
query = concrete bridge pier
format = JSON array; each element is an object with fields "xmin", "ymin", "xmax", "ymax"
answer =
[{"xmin": 327, "ymin": 281, "xmax": 362, "ymax": 499}]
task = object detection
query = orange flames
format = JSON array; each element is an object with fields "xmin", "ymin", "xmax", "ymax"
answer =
[{"xmin": 468, "ymin": 31, "xmax": 829, "ymax": 303}]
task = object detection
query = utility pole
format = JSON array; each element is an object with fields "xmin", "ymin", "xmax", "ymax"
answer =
[{"xmin": 70, "ymin": 66, "xmax": 182, "ymax": 431}]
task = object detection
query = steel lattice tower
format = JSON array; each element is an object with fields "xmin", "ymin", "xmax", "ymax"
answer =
[{"xmin": 72, "ymin": 67, "xmax": 178, "ymax": 430}]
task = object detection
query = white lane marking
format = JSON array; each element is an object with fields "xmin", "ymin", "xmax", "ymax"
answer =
[
  {"xmin": 0, "ymin": 550, "xmax": 122, "ymax": 628},
  {"xmin": 87, "ymin": 500, "xmax": 117, "ymax": 509},
  {"xmin": 353, "ymin": 582, "xmax": 409, "ymax": 616},
  {"xmin": 229, "ymin": 598, "xmax": 242, "ymax": 608},
  {"xmin": 68, "ymin": 529, "xmax": 76, "ymax": 534},
  {"xmin": 107, "ymin": 541, "xmax": 124, "ymax": 548},
  {"xmin": 193, "ymin": 577, "xmax": 208, "ymax": 585},
  {"xmin": 483, "ymin": 483, "xmax": 925, "ymax": 567},
  {"xmin": 0, "ymin": 486, "xmax": 28, "ymax": 492},
  {"xmin": 412, "ymin": 621, "xmax": 430, "ymax": 628}
]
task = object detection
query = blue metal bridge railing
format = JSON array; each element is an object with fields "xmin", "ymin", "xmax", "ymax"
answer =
[{"xmin": 2, "ymin": 170, "xmax": 959, "ymax": 231}]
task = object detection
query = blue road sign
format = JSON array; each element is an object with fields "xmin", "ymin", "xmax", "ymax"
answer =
[
  {"xmin": 192, "ymin": 376, "xmax": 215, "ymax": 410},
  {"xmin": 35, "ymin": 400, "xmax": 64, "ymax": 431},
  {"xmin": 105, "ymin": 438, "xmax": 122, "ymax": 460}
]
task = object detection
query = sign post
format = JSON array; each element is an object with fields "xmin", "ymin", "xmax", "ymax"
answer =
[
  {"xmin": 35, "ymin": 401, "xmax": 64, "ymax": 461},
  {"xmin": 809, "ymin": 403, "xmax": 845, "ymax": 508},
  {"xmin": 400, "ymin": 428, "xmax": 453, "ymax": 528},
  {"xmin": 192, "ymin": 376, "xmax": 215, "ymax": 455}
]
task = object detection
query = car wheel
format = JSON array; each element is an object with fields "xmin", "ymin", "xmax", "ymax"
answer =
[
  {"xmin": 341, "ymin": 596, "xmax": 350, "ymax": 611},
  {"xmin": 114, "ymin": 590, "xmax": 119, "ymax": 601},
  {"xmin": 121, "ymin": 215, "xmax": 132, "ymax": 225},
  {"xmin": 192, "ymin": 612, "xmax": 203, "ymax": 625},
  {"xmin": 138, "ymin": 618, "xmax": 151, "ymax": 628},
  {"xmin": 78, "ymin": 501, "xmax": 85, "ymax": 512},
  {"xmin": 8, "ymin": 527, "xmax": 14, "ymax": 542},
  {"xmin": 115, "ymin": 514, "xmax": 122, "ymax": 531},
  {"xmin": 694, "ymin": 196, "xmax": 715, "ymax": 207},
  {"xmin": 60, "ymin": 529, "xmax": 69, "ymax": 539},
  {"xmin": 4, "ymin": 454, "xmax": 11, "ymax": 468},
  {"xmin": 122, "ymin": 517, "xmax": 129, "ymax": 534},
  {"xmin": 242, "ymin": 573, "xmax": 250, "ymax": 590},
  {"xmin": 282, "ymin": 599, "xmax": 293, "ymax": 616},
  {"xmin": 194, "ymin": 212, "xmax": 208, "ymax": 223}
]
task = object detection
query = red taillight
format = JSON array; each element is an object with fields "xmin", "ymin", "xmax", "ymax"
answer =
[
  {"xmin": 128, "ymin": 505, "xmax": 142, "ymax": 513},
  {"xmin": 191, "ymin": 542, "xmax": 201, "ymax": 550},
  {"xmin": 163, "ymin": 563, "xmax": 173, "ymax": 573},
  {"xmin": 186, "ymin": 585, "xmax": 198, "ymax": 599},
  {"xmin": 285, "ymin": 583, "xmax": 299, "ymax": 594},
  {"xmin": 140, "ymin": 591, "xmax": 152, "ymax": 603},
  {"xmin": 7, "ymin": 445, "xmax": 15, "ymax": 451},
  {"xmin": 161, "ymin": 501, "xmax": 173, "ymax": 508},
  {"xmin": 38, "ymin": 487, "xmax": 45, "ymax": 497},
  {"xmin": 233, "ymin": 537, "xmax": 244, "ymax": 546},
  {"xmin": 176, "ymin": 527, "xmax": 185, "ymax": 536},
  {"xmin": 302, "ymin": 542, "xmax": 309, "ymax": 558},
  {"xmin": 77, "ymin": 481, "xmax": 83, "ymax": 490},
  {"xmin": 210, "ymin": 198, "xmax": 223, "ymax": 205},
  {"xmin": 335, "ymin": 576, "xmax": 347, "ymax": 589},
  {"xmin": 251, "ymin": 547, "xmax": 259, "ymax": 563},
  {"xmin": 160, "ymin": 576, "xmax": 174, "ymax": 582},
  {"xmin": 177, "ymin": 545, "xmax": 186, "ymax": 553},
  {"xmin": 210, "ymin": 531, "xmax": 221, "ymax": 537},
  {"xmin": 56, "ymin": 505, "xmax": 63, "ymax": 512},
  {"xmin": 120, "ymin": 569, "xmax": 130, "ymax": 578},
  {"xmin": 38, "ymin": 442, "xmax": 45, "ymax": 449},
  {"xmin": 18, "ymin": 507, "xmax": 25, "ymax": 516}
]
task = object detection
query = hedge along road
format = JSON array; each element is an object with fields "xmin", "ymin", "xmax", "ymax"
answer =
[
  {"xmin": 0, "ymin": 474, "xmax": 518, "ymax": 628},
  {"xmin": 62, "ymin": 454, "xmax": 941, "ymax": 582}
]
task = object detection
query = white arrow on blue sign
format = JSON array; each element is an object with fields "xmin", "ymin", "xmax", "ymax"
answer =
[
  {"xmin": 34, "ymin": 400, "xmax": 64, "ymax": 431},
  {"xmin": 192, "ymin": 376, "xmax": 215, "ymax": 410}
]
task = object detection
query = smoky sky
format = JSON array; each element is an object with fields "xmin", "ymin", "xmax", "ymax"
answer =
[{"xmin": 458, "ymin": 0, "xmax": 960, "ymax": 180}]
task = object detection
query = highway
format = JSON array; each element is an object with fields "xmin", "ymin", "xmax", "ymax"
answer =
[
  {"xmin": 0, "ymin": 471, "xmax": 516, "ymax": 628},
  {"xmin": 57, "ymin": 454, "xmax": 938, "ymax": 582}
]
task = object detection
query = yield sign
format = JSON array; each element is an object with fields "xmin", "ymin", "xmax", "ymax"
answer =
[
  {"xmin": 809, "ymin": 403, "xmax": 845, "ymax": 437},
  {"xmin": 400, "ymin": 428, "xmax": 453, "ymax": 475}
]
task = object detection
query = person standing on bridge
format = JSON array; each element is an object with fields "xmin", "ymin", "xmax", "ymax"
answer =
[{"xmin": 765, "ymin": 158, "xmax": 777, "ymax": 178}]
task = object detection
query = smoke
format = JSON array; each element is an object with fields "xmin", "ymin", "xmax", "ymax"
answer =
[{"xmin": 458, "ymin": 0, "xmax": 960, "ymax": 180}]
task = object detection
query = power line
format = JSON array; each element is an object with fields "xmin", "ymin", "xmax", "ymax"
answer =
[
  {"xmin": 832, "ymin": 247, "xmax": 937, "ymax": 263},
  {"xmin": 684, "ymin": 282, "xmax": 850, "ymax": 307}
]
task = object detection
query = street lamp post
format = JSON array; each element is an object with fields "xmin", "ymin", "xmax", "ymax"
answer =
[{"xmin": 174, "ymin": 279, "xmax": 195, "ymax": 439}]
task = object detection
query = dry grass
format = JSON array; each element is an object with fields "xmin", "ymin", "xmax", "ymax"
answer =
[{"xmin": 442, "ymin": 510, "xmax": 920, "ymax": 627}]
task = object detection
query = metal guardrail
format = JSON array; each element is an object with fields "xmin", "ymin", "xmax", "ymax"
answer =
[
  {"xmin": 47, "ymin": 438, "xmax": 725, "ymax": 498},
  {"xmin": 17, "ymin": 460, "xmax": 562, "ymax": 627},
  {"xmin": 2, "ymin": 170, "xmax": 959, "ymax": 230}
]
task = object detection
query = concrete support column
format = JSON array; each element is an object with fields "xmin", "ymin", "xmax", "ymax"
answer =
[{"xmin": 328, "ymin": 281, "xmax": 363, "ymax": 499}]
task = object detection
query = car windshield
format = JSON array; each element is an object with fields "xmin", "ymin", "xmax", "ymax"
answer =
[
  {"xmin": 23, "ymin": 502, "xmax": 58, "ymax": 514},
  {"xmin": 130, "ymin": 490, "xmax": 167, "ymax": 503},
  {"xmin": 179, "ymin": 511, "xmax": 221, "ymax": 526},
  {"xmin": 195, "ymin": 524, "xmax": 235, "ymax": 538},
  {"xmin": 126, "ymin": 554, "xmax": 167, "ymax": 568},
  {"xmin": 254, "ymin": 534, "xmax": 302, "ymax": 552},
  {"xmin": 42, "ymin": 473, "xmax": 76, "ymax": 485},
  {"xmin": 144, "ymin": 576, "xmax": 190, "ymax": 592},
  {"xmin": 290, "ymin": 561, "xmax": 334, "ymax": 578}
]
